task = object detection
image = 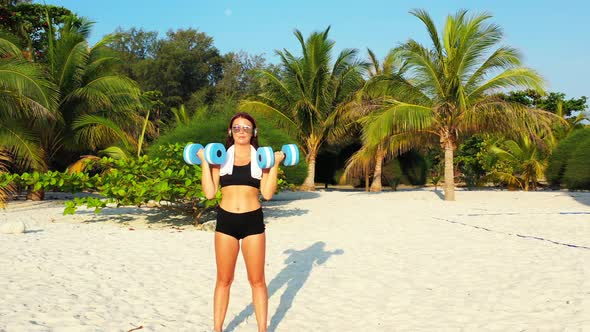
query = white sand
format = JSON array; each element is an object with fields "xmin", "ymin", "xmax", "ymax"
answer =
[{"xmin": 1, "ymin": 189, "xmax": 589, "ymax": 331}]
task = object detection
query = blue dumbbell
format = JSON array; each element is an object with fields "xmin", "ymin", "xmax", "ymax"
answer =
[
  {"xmin": 183, "ymin": 143, "xmax": 203, "ymax": 165},
  {"xmin": 183, "ymin": 143, "xmax": 227, "ymax": 165},
  {"xmin": 256, "ymin": 147, "xmax": 275, "ymax": 169},
  {"xmin": 281, "ymin": 144, "xmax": 300, "ymax": 166},
  {"xmin": 256, "ymin": 144, "xmax": 300, "ymax": 169}
]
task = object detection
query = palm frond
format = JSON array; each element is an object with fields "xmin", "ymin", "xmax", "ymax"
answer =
[
  {"xmin": 490, "ymin": 171, "xmax": 523, "ymax": 189},
  {"xmin": 459, "ymin": 99, "xmax": 561, "ymax": 139},
  {"xmin": 171, "ymin": 104, "xmax": 190, "ymax": 126},
  {"xmin": 56, "ymin": 40, "xmax": 89, "ymax": 93},
  {"xmin": 0, "ymin": 36, "xmax": 25, "ymax": 58},
  {"xmin": 465, "ymin": 46, "xmax": 522, "ymax": 91},
  {"xmin": 383, "ymin": 131, "xmax": 436, "ymax": 158},
  {"xmin": 343, "ymin": 143, "xmax": 380, "ymax": 180},
  {"xmin": 239, "ymin": 100, "xmax": 297, "ymax": 128},
  {"xmin": 399, "ymin": 40, "xmax": 444, "ymax": 98},
  {"xmin": 72, "ymin": 114, "xmax": 134, "ymax": 151},
  {"xmin": 367, "ymin": 48, "xmax": 380, "ymax": 76},
  {"xmin": 0, "ymin": 120, "xmax": 45, "ymax": 171},
  {"xmin": 468, "ymin": 67, "xmax": 544, "ymax": 99},
  {"xmin": 59, "ymin": 15, "xmax": 94, "ymax": 40},
  {"xmin": 410, "ymin": 9, "xmax": 444, "ymax": 60},
  {"xmin": 66, "ymin": 75, "xmax": 141, "ymax": 111},
  {"xmin": 0, "ymin": 148, "xmax": 15, "ymax": 206},
  {"xmin": 0, "ymin": 59, "xmax": 59, "ymax": 119},
  {"xmin": 98, "ymin": 146, "xmax": 129, "ymax": 160},
  {"xmin": 67, "ymin": 155, "xmax": 101, "ymax": 173},
  {"xmin": 361, "ymin": 101, "xmax": 435, "ymax": 146}
]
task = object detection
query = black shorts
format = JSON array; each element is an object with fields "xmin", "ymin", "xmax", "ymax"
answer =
[{"xmin": 216, "ymin": 206, "xmax": 265, "ymax": 240}]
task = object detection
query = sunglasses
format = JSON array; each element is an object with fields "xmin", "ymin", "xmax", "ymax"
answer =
[{"xmin": 231, "ymin": 125, "xmax": 254, "ymax": 134}]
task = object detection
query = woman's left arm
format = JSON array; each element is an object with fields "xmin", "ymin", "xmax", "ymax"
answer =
[{"xmin": 260, "ymin": 151, "xmax": 285, "ymax": 200}]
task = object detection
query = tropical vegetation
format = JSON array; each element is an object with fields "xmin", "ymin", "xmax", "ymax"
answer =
[
  {"xmin": 1, "ymin": 2, "xmax": 588, "ymax": 212},
  {"xmin": 240, "ymin": 27, "xmax": 366, "ymax": 190}
]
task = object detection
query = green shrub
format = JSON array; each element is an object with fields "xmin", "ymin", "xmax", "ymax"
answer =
[
  {"xmin": 72, "ymin": 143, "xmax": 293, "ymax": 216},
  {"xmin": 399, "ymin": 150, "xmax": 427, "ymax": 185},
  {"xmin": 0, "ymin": 171, "xmax": 97, "ymax": 194},
  {"xmin": 148, "ymin": 106, "xmax": 230, "ymax": 160},
  {"xmin": 563, "ymin": 137, "xmax": 590, "ymax": 189},
  {"xmin": 382, "ymin": 158, "xmax": 403, "ymax": 190},
  {"xmin": 546, "ymin": 128, "xmax": 590, "ymax": 186},
  {"xmin": 257, "ymin": 120, "xmax": 307, "ymax": 186},
  {"xmin": 333, "ymin": 168, "xmax": 346, "ymax": 185},
  {"xmin": 1, "ymin": 144, "xmax": 216, "ymax": 222},
  {"xmin": 69, "ymin": 143, "xmax": 215, "ymax": 218},
  {"xmin": 456, "ymin": 135, "xmax": 487, "ymax": 189},
  {"xmin": 148, "ymin": 103, "xmax": 307, "ymax": 185},
  {"xmin": 1, "ymin": 143, "xmax": 296, "ymax": 219},
  {"xmin": 379, "ymin": 150, "xmax": 427, "ymax": 189}
]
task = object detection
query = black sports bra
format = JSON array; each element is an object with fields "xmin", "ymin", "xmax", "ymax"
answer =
[{"xmin": 220, "ymin": 163, "xmax": 261, "ymax": 189}]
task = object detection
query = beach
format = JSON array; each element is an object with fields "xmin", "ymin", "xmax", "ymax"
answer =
[{"xmin": 1, "ymin": 189, "xmax": 589, "ymax": 331}]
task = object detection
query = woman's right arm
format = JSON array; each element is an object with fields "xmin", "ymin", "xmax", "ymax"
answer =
[{"xmin": 198, "ymin": 149, "xmax": 220, "ymax": 199}]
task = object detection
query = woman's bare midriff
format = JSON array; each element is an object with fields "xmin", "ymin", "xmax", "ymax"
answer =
[{"xmin": 219, "ymin": 186, "xmax": 261, "ymax": 213}]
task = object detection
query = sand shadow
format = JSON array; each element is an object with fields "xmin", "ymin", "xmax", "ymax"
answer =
[
  {"xmin": 262, "ymin": 191, "xmax": 321, "ymax": 209},
  {"xmin": 224, "ymin": 241, "xmax": 343, "ymax": 332},
  {"xmin": 321, "ymin": 187, "xmax": 367, "ymax": 193},
  {"xmin": 72, "ymin": 190, "xmax": 320, "ymax": 226},
  {"xmin": 565, "ymin": 191, "xmax": 590, "ymax": 207},
  {"xmin": 262, "ymin": 207, "xmax": 309, "ymax": 220},
  {"xmin": 270, "ymin": 191, "xmax": 321, "ymax": 201},
  {"xmin": 433, "ymin": 189, "xmax": 445, "ymax": 200},
  {"xmin": 24, "ymin": 229, "xmax": 44, "ymax": 233},
  {"xmin": 75, "ymin": 207, "xmax": 198, "ymax": 227},
  {"xmin": 72, "ymin": 192, "xmax": 318, "ymax": 228},
  {"xmin": 77, "ymin": 204, "xmax": 312, "ymax": 228}
]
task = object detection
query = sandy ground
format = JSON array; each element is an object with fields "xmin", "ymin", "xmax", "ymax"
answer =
[{"xmin": 1, "ymin": 189, "xmax": 589, "ymax": 332}]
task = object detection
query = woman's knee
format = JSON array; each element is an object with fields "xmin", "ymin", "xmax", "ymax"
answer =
[
  {"xmin": 216, "ymin": 274, "xmax": 234, "ymax": 288},
  {"xmin": 248, "ymin": 275, "xmax": 266, "ymax": 288}
]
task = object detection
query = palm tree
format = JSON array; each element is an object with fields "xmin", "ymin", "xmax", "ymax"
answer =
[
  {"xmin": 240, "ymin": 27, "xmax": 366, "ymax": 191},
  {"xmin": 489, "ymin": 136, "xmax": 546, "ymax": 191},
  {"xmin": 553, "ymin": 101, "xmax": 589, "ymax": 140},
  {"xmin": 170, "ymin": 104, "xmax": 193, "ymax": 126},
  {"xmin": 0, "ymin": 35, "xmax": 58, "ymax": 203},
  {"xmin": 343, "ymin": 48, "xmax": 407, "ymax": 191},
  {"xmin": 1, "ymin": 16, "xmax": 143, "ymax": 200},
  {"xmin": 0, "ymin": 151, "xmax": 12, "ymax": 207},
  {"xmin": 0, "ymin": 35, "xmax": 58, "ymax": 165},
  {"xmin": 361, "ymin": 9, "xmax": 558, "ymax": 200},
  {"xmin": 45, "ymin": 16, "xmax": 143, "ymax": 169}
]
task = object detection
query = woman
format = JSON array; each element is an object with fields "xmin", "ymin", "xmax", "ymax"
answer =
[{"xmin": 198, "ymin": 112, "xmax": 284, "ymax": 332}]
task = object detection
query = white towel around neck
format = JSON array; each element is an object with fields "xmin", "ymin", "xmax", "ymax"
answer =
[{"xmin": 219, "ymin": 145, "xmax": 262, "ymax": 179}]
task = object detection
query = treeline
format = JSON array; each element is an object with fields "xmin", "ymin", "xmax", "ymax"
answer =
[{"xmin": 1, "ymin": 2, "xmax": 588, "ymax": 209}]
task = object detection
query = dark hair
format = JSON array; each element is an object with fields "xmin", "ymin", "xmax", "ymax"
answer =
[{"xmin": 225, "ymin": 112, "xmax": 259, "ymax": 149}]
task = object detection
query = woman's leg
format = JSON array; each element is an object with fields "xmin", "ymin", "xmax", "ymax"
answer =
[
  {"xmin": 241, "ymin": 232, "xmax": 268, "ymax": 332},
  {"xmin": 214, "ymin": 232, "xmax": 240, "ymax": 332}
]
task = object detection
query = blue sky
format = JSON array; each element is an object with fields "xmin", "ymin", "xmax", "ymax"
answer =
[{"xmin": 41, "ymin": 0, "xmax": 589, "ymax": 100}]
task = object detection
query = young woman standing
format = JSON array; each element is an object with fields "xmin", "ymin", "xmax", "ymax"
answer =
[{"xmin": 198, "ymin": 112, "xmax": 284, "ymax": 332}]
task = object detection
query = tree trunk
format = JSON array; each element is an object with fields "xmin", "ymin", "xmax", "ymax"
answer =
[
  {"xmin": 300, "ymin": 155, "xmax": 316, "ymax": 191},
  {"xmin": 27, "ymin": 187, "xmax": 45, "ymax": 201},
  {"xmin": 155, "ymin": 107, "xmax": 161, "ymax": 136},
  {"xmin": 443, "ymin": 141, "xmax": 455, "ymax": 201},
  {"xmin": 370, "ymin": 146, "xmax": 384, "ymax": 192},
  {"xmin": 365, "ymin": 166, "xmax": 369, "ymax": 192},
  {"xmin": 27, "ymin": 160, "xmax": 48, "ymax": 201}
]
